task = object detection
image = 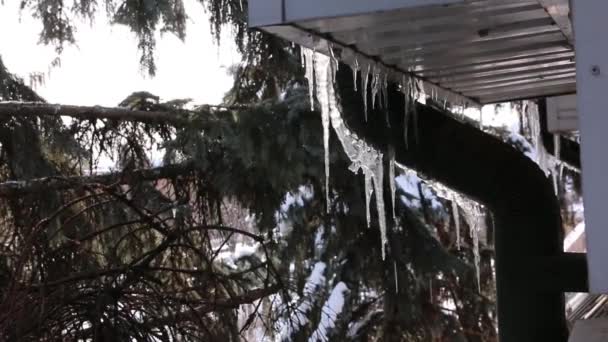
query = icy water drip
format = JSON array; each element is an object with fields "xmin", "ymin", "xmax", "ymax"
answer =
[{"xmin": 311, "ymin": 50, "xmax": 389, "ymax": 259}]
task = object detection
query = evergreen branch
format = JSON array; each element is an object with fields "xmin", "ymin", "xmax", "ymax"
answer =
[
  {"xmin": 147, "ymin": 283, "xmax": 282, "ymax": 327},
  {"xmin": 0, "ymin": 162, "xmax": 195, "ymax": 197},
  {"xmin": 0, "ymin": 102, "xmax": 200, "ymax": 125}
]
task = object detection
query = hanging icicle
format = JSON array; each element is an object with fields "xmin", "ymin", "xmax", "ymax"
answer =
[
  {"xmin": 394, "ymin": 261, "xmax": 399, "ymax": 294},
  {"xmin": 460, "ymin": 201, "xmax": 482, "ymax": 292},
  {"xmin": 350, "ymin": 57, "xmax": 360, "ymax": 92},
  {"xmin": 371, "ymin": 64, "xmax": 380, "ymax": 110},
  {"xmin": 472, "ymin": 206, "xmax": 483, "ymax": 292},
  {"xmin": 528, "ymin": 103, "xmax": 551, "ymax": 175},
  {"xmin": 403, "ymin": 75, "xmax": 411, "ymax": 149},
  {"xmin": 365, "ymin": 172, "xmax": 372, "ymax": 228},
  {"xmin": 412, "ymin": 78, "xmax": 420, "ymax": 145},
  {"xmin": 322, "ymin": 103, "xmax": 331, "ymax": 213},
  {"xmin": 554, "ymin": 134, "xmax": 561, "ymax": 161},
  {"xmin": 362, "ymin": 62, "xmax": 371, "ymax": 121},
  {"xmin": 382, "ymin": 72, "xmax": 389, "ymax": 109},
  {"xmin": 302, "ymin": 47, "xmax": 331, "ymax": 213},
  {"xmin": 371, "ymin": 155, "xmax": 388, "ymax": 255},
  {"xmin": 312, "ymin": 50, "xmax": 390, "ymax": 258},
  {"xmin": 382, "ymin": 72, "xmax": 390, "ymax": 127},
  {"xmin": 328, "ymin": 44, "xmax": 340, "ymax": 72},
  {"xmin": 389, "ymin": 146, "xmax": 397, "ymax": 221},
  {"xmin": 452, "ymin": 195, "xmax": 461, "ymax": 250},
  {"xmin": 301, "ymin": 48, "xmax": 316, "ymax": 112}
]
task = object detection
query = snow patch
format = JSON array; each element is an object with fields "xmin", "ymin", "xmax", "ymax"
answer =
[{"xmin": 309, "ymin": 282, "xmax": 349, "ymax": 342}]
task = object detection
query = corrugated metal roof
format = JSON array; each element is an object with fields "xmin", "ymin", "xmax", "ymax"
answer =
[{"xmin": 251, "ymin": 0, "xmax": 575, "ymax": 105}]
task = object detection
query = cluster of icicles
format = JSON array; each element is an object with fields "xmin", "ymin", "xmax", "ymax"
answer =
[
  {"xmin": 302, "ymin": 46, "xmax": 487, "ymax": 284},
  {"xmin": 526, "ymin": 103, "xmax": 566, "ymax": 195},
  {"xmin": 433, "ymin": 181, "xmax": 485, "ymax": 290},
  {"xmin": 302, "ymin": 47, "xmax": 406, "ymax": 259}
]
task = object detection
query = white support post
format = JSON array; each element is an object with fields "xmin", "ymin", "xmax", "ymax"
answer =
[{"xmin": 571, "ymin": 1, "xmax": 608, "ymax": 293}]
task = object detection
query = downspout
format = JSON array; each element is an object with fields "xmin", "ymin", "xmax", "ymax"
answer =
[{"xmin": 333, "ymin": 65, "xmax": 586, "ymax": 342}]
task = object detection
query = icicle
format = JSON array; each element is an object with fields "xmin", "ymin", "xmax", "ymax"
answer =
[
  {"xmin": 528, "ymin": 103, "xmax": 550, "ymax": 174},
  {"xmin": 451, "ymin": 195, "xmax": 460, "ymax": 250},
  {"xmin": 328, "ymin": 43, "xmax": 339, "ymax": 72},
  {"xmin": 323, "ymin": 102, "xmax": 331, "ymax": 213},
  {"xmin": 301, "ymin": 48, "xmax": 316, "ymax": 112},
  {"xmin": 303, "ymin": 46, "xmax": 331, "ymax": 213},
  {"xmin": 382, "ymin": 72, "xmax": 390, "ymax": 127},
  {"xmin": 314, "ymin": 52, "xmax": 390, "ymax": 259},
  {"xmin": 403, "ymin": 75, "xmax": 411, "ymax": 149},
  {"xmin": 461, "ymin": 202, "xmax": 482, "ymax": 292},
  {"xmin": 382, "ymin": 72, "xmax": 389, "ymax": 109},
  {"xmin": 371, "ymin": 64, "xmax": 380, "ymax": 110},
  {"xmin": 552, "ymin": 169, "xmax": 559, "ymax": 195},
  {"xmin": 350, "ymin": 58, "xmax": 359, "ymax": 92},
  {"xmin": 472, "ymin": 206, "xmax": 482, "ymax": 292},
  {"xmin": 362, "ymin": 62, "xmax": 371, "ymax": 121},
  {"xmin": 411, "ymin": 79, "xmax": 419, "ymax": 145},
  {"xmin": 389, "ymin": 146, "xmax": 397, "ymax": 221},
  {"xmin": 394, "ymin": 261, "xmax": 399, "ymax": 294},
  {"xmin": 554, "ymin": 134, "xmax": 561, "ymax": 161},
  {"xmin": 371, "ymin": 158, "xmax": 388, "ymax": 257},
  {"xmin": 365, "ymin": 172, "xmax": 372, "ymax": 228}
]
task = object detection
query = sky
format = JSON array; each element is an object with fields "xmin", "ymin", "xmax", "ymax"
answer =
[{"xmin": 0, "ymin": 0, "xmax": 239, "ymax": 107}]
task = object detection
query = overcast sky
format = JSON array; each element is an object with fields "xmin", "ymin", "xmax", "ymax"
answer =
[{"xmin": 0, "ymin": 0, "xmax": 239, "ymax": 107}]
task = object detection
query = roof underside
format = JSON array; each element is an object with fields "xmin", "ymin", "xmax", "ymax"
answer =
[{"xmin": 252, "ymin": 0, "xmax": 575, "ymax": 105}]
